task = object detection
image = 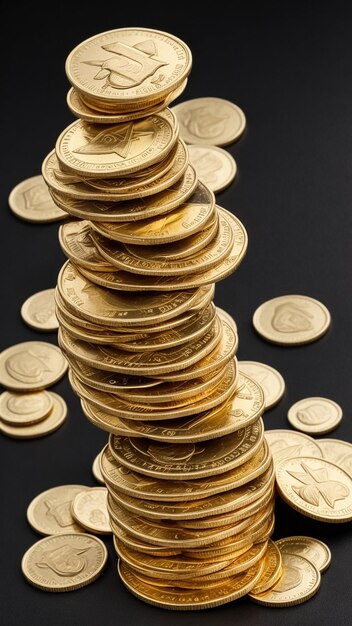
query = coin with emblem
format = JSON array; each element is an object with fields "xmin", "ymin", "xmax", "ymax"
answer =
[
  {"xmin": 21, "ymin": 289, "xmax": 59, "ymax": 332},
  {"xmin": 252, "ymin": 294, "xmax": 331, "ymax": 346},
  {"xmin": 316, "ymin": 438, "xmax": 352, "ymax": 476},
  {"xmin": 187, "ymin": 144, "xmax": 237, "ymax": 192},
  {"xmin": 22, "ymin": 533, "xmax": 108, "ymax": 592},
  {"xmin": 8, "ymin": 175, "xmax": 67, "ymax": 223},
  {"xmin": 287, "ymin": 397, "xmax": 343, "ymax": 435},
  {"xmin": 0, "ymin": 392, "xmax": 67, "ymax": 439},
  {"xmin": 0, "ymin": 341, "xmax": 67, "ymax": 391},
  {"xmin": 265, "ymin": 429, "xmax": 323, "ymax": 465},
  {"xmin": 275, "ymin": 536, "xmax": 331, "ymax": 573},
  {"xmin": 71, "ymin": 487, "xmax": 111, "ymax": 534},
  {"xmin": 0, "ymin": 390, "xmax": 53, "ymax": 426},
  {"xmin": 27, "ymin": 485, "xmax": 89, "ymax": 535},
  {"xmin": 238, "ymin": 361, "xmax": 285, "ymax": 410}
]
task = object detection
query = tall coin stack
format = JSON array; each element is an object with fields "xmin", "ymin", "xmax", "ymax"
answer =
[{"xmin": 43, "ymin": 28, "xmax": 276, "ymax": 610}]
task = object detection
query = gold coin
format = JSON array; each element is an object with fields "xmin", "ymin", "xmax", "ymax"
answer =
[
  {"xmin": 27, "ymin": 484, "xmax": 88, "ymax": 535},
  {"xmin": 0, "ymin": 392, "xmax": 67, "ymax": 439},
  {"xmin": 189, "ymin": 542, "xmax": 268, "ymax": 582},
  {"xmin": 66, "ymin": 28, "xmax": 192, "ymax": 106},
  {"xmin": 22, "ymin": 533, "xmax": 108, "ymax": 592},
  {"xmin": 238, "ymin": 361, "xmax": 285, "ymax": 410},
  {"xmin": 91, "ymin": 181, "xmax": 215, "ymax": 245},
  {"xmin": 275, "ymin": 536, "xmax": 331, "ymax": 573},
  {"xmin": 93, "ymin": 208, "xmax": 234, "ymax": 277},
  {"xmin": 275, "ymin": 456, "xmax": 352, "ymax": 522},
  {"xmin": 0, "ymin": 389, "xmax": 53, "ymax": 425},
  {"xmin": 118, "ymin": 559, "xmax": 263, "ymax": 610},
  {"xmin": 249, "ymin": 553, "xmax": 320, "ymax": 607},
  {"xmin": 248, "ymin": 540, "xmax": 282, "ymax": 595},
  {"xmin": 108, "ymin": 419, "xmax": 264, "ymax": 480},
  {"xmin": 213, "ymin": 307, "xmax": 237, "ymax": 332},
  {"xmin": 92, "ymin": 451, "xmax": 105, "ymax": 484},
  {"xmin": 112, "ymin": 525, "xmax": 180, "ymax": 557},
  {"xmin": 265, "ymin": 429, "xmax": 323, "ymax": 465},
  {"xmin": 20, "ymin": 288, "xmax": 58, "ymax": 332},
  {"xmin": 67, "ymin": 79, "xmax": 188, "ymax": 123},
  {"xmin": 67, "ymin": 355, "xmax": 160, "ymax": 393},
  {"xmin": 187, "ymin": 144, "xmax": 237, "ymax": 193},
  {"xmin": 57, "ymin": 261, "xmax": 201, "ymax": 327},
  {"xmin": 60, "ymin": 314, "xmax": 222, "ymax": 377},
  {"xmin": 99, "ymin": 440, "xmax": 270, "ymax": 502},
  {"xmin": 71, "ymin": 487, "xmax": 111, "ymax": 534},
  {"xmin": 287, "ymin": 397, "xmax": 343, "ymax": 435},
  {"xmin": 55, "ymin": 113, "xmax": 177, "ymax": 178},
  {"xmin": 8, "ymin": 175, "xmax": 67, "ymax": 223},
  {"xmin": 59, "ymin": 221, "xmax": 115, "ymax": 271},
  {"xmin": 0, "ymin": 341, "xmax": 68, "ymax": 391},
  {"xmin": 316, "ymin": 438, "xmax": 352, "ymax": 476},
  {"xmin": 172, "ymin": 97, "xmax": 246, "ymax": 146},
  {"xmin": 52, "ymin": 162, "xmax": 197, "ymax": 221},
  {"xmin": 252, "ymin": 294, "xmax": 331, "ymax": 345},
  {"xmin": 107, "ymin": 464, "xmax": 274, "ymax": 521}
]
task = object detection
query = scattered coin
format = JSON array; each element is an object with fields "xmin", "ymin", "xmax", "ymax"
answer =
[
  {"xmin": 8, "ymin": 175, "xmax": 67, "ymax": 223},
  {"xmin": 275, "ymin": 456, "xmax": 352, "ymax": 522},
  {"xmin": 21, "ymin": 533, "xmax": 108, "ymax": 592},
  {"xmin": 92, "ymin": 451, "xmax": 105, "ymax": 484},
  {"xmin": 0, "ymin": 341, "xmax": 68, "ymax": 391},
  {"xmin": 249, "ymin": 552, "xmax": 321, "ymax": 606},
  {"xmin": 187, "ymin": 144, "xmax": 237, "ymax": 193},
  {"xmin": 238, "ymin": 361, "xmax": 285, "ymax": 410},
  {"xmin": 275, "ymin": 536, "xmax": 331, "ymax": 573},
  {"xmin": 71, "ymin": 487, "xmax": 111, "ymax": 534},
  {"xmin": 287, "ymin": 398, "xmax": 343, "ymax": 435},
  {"xmin": 0, "ymin": 390, "xmax": 53, "ymax": 426},
  {"xmin": 252, "ymin": 295, "xmax": 331, "ymax": 345},
  {"xmin": 21, "ymin": 288, "xmax": 58, "ymax": 332},
  {"xmin": 0, "ymin": 392, "xmax": 67, "ymax": 439},
  {"xmin": 265, "ymin": 429, "xmax": 323, "ymax": 465},
  {"xmin": 316, "ymin": 438, "xmax": 352, "ymax": 476},
  {"xmin": 172, "ymin": 97, "xmax": 246, "ymax": 146},
  {"xmin": 27, "ymin": 484, "xmax": 88, "ymax": 535}
]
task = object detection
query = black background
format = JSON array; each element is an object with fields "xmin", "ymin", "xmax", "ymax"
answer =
[{"xmin": 1, "ymin": 2, "xmax": 352, "ymax": 625}]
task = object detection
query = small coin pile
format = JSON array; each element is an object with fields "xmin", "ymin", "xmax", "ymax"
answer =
[
  {"xmin": 41, "ymin": 27, "xmax": 277, "ymax": 609},
  {"xmin": 0, "ymin": 341, "xmax": 68, "ymax": 438}
]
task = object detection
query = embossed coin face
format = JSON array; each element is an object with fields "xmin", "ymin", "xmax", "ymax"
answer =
[
  {"xmin": 8, "ymin": 175, "xmax": 67, "ymax": 223},
  {"xmin": 275, "ymin": 456, "xmax": 352, "ymax": 522},
  {"xmin": 252, "ymin": 295, "xmax": 331, "ymax": 345},
  {"xmin": 71, "ymin": 488, "xmax": 111, "ymax": 534},
  {"xmin": 249, "ymin": 553, "xmax": 320, "ymax": 606},
  {"xmin": 21, "ymin": 289, "xmax": 58, "ymax": 332},
  {"xmin": 0, "ymin": 341, "xmax": 68, "ymax": 391},
  {"xmin": 0, "ymin": 392, "xmax": 67, "ymax": 439},
  {"xmin": 66, "ymin": 28, "xmax": 192, "ymax": 105},
  {"xmin": 287, "ymin": 397, "xmax": 343, "ymax": 435},
  {"xmin": 22, "ymin": 533, "xmax": 108, "ymax": 592},
  {"xmin": 276, "ymin": 536, "xmax": 331, "ymax": 573},
  {"xmin": 187, "ymin": 144, "xmax": 237, "ymax": 192},
  {"xmin": 27, "ymin": 485, "xmax": 89, "ymax": 535},
  {"xmin": 55, "ymin": 113, "xmax": 176, "ymax": 178},
  {"xmin": 0, "ymin": 390, "xmax": 53, "ymax": 426},
  {"xmin": 173, "ymin": 97, "xmax": 246, "ymax": 146},
  {"xmin": 92, "ymin": 451, "xmax": 105, "ymax": 484},
  {"xmin": 316, "ymin": 438, "xmax": 352, "ymax": 476},
  {"xmin": 59, "ymin": 221, "xmax": 114, "ymax": 271},
  {"xmin": 238, "ymin": 361, "xmax": 285, "ymax": 410},
  {"xmin": 265, "ymin": 429, "xmax": 323, "ymax": 465}
]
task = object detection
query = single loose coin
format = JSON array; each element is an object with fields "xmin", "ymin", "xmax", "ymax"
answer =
[
  {"xmin": 252, "ymin": 294, "xmax": 331, "ymax": 346},
  {"xmin": 287, "ymin": 397, "xmax": 343, "ymax": 435},
  {"xmin": 316, "ymin": 438, "xmax": 352, "ymax": 476},
  {"xmin": 249, "ymin": 553, "xmax": 320, "ymax": 606},
  {"xmin": 265, "ymin": 429, "xmax": 323, "ymax": 465},
  {"xmin": 0, "ymin": 341, "xmax": 68, "ymax": 391},
  {"xmin": 27, "ymin": 484, "xmax": 89, "ymax": 535},
  {"xmin": 8, "ymin": 175, "xmax": 67, "ymax": 223},
  {"xmin": 92, "ymin": 451, "xmax": 105, "ymax": 484},
  {"xmin": 71, "ymin": 488, "xmax": 111, "ymax": 534},
  {"xmin": 238, "ymin": 361, "xmax": 285, "ymax": 410},
  {"xmin": 249, "ymin": 540, "xmax": 282, "ymax": 595},
  {"xmin": 22, "ymin": 533, "xmax": 108, "ymax": 592},
  {"xmin": 187, "ymin": 144, "xmax": 237, "ymax": 192},
  {"xmin": 275, "ymin": 536, "xmax": 331, "ymax": 573},
  {"xmin": 172, "ymin": 97, "xmax": 246, "ymax": 146},
  {"xmin": 21, "ymin": 289, "xmax": 58, "ymax": 332},
  {"xmin": 0, "ymin": 390, "xmax": 53, "ymax": 425},
  {"xmin": 275, "ymin": 456, "xmax": 352, "ymax": 522},
  {"xmin": 0, "ymin": 392, "xmax": 67, "ymax": 439},
  {"xmin": 66, "ymin": 28, "xmax": 192, "ymax": 106}
]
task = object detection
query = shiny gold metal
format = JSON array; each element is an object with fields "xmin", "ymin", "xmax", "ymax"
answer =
[
  {"xmin": 238, "ymin": 361, "xmax": 285, "ymax": 410},
  {"xmin": 21, "ymin": 289, "xmax": 59, "ymax": 332},
  {"xmin": 8, "ymin": 175, "xmax": 67, "ymax": 222},
  {"xmin": 71, "ymin": 487, "xmax": 111, "ymax": 534},
  {"xmin": 187, "ymin": 144, "xmax": 237, "ymax": 193},
  {"xmin": 0, "ymin": 341, "xmax": 68, "ymax": 391},
  {"xmin": 275, "ymin": 536, "xmax": 331, "ymax": 573},
  {"xmin": 0, "ymin": 390, "xmax": 53, "ymax": 426},
  {"xmin": 27, "ymin": 484, "xmax": 88, "ymax": 535},
  {"xmin": 287, "ymin": 397, "xmax": 343, "ymax": 435},
  {"xmin": 0, "ymin": 392, "xmax": 67, "ymax": 439}
]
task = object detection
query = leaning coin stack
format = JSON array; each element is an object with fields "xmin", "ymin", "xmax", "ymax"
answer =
[{"xmin": 43, "ymin": 27, "xmax": 275, "ymax": 610}]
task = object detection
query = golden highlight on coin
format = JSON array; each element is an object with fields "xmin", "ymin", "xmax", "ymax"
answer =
[
  {"xmin": 287, "ymin": 397, "xmax": 343, "ymax": 435},
  {"xmin": 71, "ymin": 487, "xmax": 111, "ymax": 534},
  {"xmin": 21, "ymin": 289, "xmax": 59, "ymax": 332},
  {"xmin": 8, "ymin": 175, "xmax": 67, "ymax": 223},
  {"xmin": 0, "ymin": 392, "xmax": 67, "ymax": 439},
  {"xmin": 238, "ymin": 361, "xmax": 285, "ymax": 410},
  {"xmin": 187, "ymin": 144, "xmax": 237, "ymax": 193},
  {"xmin": 275, "ymin": 536, "xmax": 331, "ymax": 573},
  {"xmin": 27, "ymin": 485, "xmax": 89, "ymax": 535},
  {"xmin": 0, "ymin": 341, "xmax": 68, "ymax": 391}
]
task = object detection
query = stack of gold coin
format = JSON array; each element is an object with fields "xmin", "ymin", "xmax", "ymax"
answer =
[{"xmin": 43, "ymin": 27, "xmax": 276, "ymax": 609}]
